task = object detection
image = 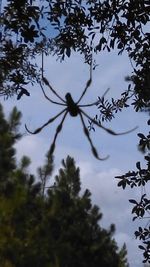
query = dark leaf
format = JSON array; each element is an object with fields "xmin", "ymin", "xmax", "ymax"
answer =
[
  {"xmin": 129, "ymin": 199, "xmax": 137, "ymax": 204},
  {"xmin": 66, "ymin": 47, "xmax": 71, "ymax": 57},
  {"xmin": 136, "ymin": 161, "xmax": 141, "ymax": 170},
  {"xmin": 139, "ymin": 245, "xmax": 145, "ymax": 250},
  {"xmin": 138, "ymin": 133, "xmax": 146, "ymax": 139},
  {"xmin": 17, "ymin": 88, "xmax": 30, "ymax": 100}
]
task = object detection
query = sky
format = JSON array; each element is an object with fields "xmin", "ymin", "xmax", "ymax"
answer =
[
  {"xmin": 1, "ymin": 1, "xmax": 150, "ymax": 266},
  {"xmin": 2, "ymin": 49, "xmax": 150, "ymax": 267}
]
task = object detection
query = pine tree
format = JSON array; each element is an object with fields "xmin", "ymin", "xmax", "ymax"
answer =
[
  {"xmin": 0, "ymin": 105, "xmax": 128, "ymax": 267},
  {"xmin": 46, "ymin": 156, "xmax": 129, "ymax": 267},
  {"xmin": 0, "ymin": 105, "xmax": 44, "ymax": 267}
]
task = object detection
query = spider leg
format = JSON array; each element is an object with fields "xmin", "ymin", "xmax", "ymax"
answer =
[
  {"xmin": 80, "ymin": 109, "xmax": 138, "ymax": 135},
  {"xmin": 25, "ymin": 108, "xmax": 67, "ymax": 134},
  {"xmin": 40, "ymin": 82, "xmax": 66, "ymax": 106},
  {"xmin": 42, "ymin": 76, "xmax": 66, "ymax": 103},
  {"xmin": 77, "ymin": 63, "xmax": 92, "ymax": 104},
  {"xmin": 49, "ymin": 111, "xmax": 68, "ymax": 156},
  {"xmin": 79, "ymin": 100, "xmax": 99, "ymax": 107},
  {"xmin": 79, "ymin": 88, "xmax": 110, "ymax": 107},
  {"xmin": 79, "ymin": 112, "xmax": 109, "ymax": 160},
  {"xmin": 41, "ymin": 52, "xmax": 65, "ymax": 103}
]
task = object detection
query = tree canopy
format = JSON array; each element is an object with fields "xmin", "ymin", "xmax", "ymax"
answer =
[{"xmin": 1, "ymin": 0, "xmax": 150, "ymax": 110}]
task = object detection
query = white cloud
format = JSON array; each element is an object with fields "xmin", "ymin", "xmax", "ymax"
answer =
[
  {"xmin": 15, "ymin": 134, "xmax": 48, "ymax": 174},
  {"xmin": 115, "ymin": 232, "xmax": 143, "ymax": 267},
  {"xmin": 1, "ymin": 50, "xmax": 147, "ymax": 267},
  {"xmin": 77, "ymin": 163, "xmax": 144, "ymax": 267}
]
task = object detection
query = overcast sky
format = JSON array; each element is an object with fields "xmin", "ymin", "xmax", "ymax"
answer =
[
  {"xmin": 1, "ymin": 0, "xmax": 150, "ymax": 266},
  {"xmin": 2, "ymin": 49, "xmax": 149, "ymax": 267}
]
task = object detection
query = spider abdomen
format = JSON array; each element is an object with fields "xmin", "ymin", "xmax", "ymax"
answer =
[{"xmin": 65, "ymin": 93, "xmax": 79, "ymax": 117}]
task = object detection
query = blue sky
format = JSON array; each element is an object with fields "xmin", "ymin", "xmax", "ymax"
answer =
[{"xmin": 2, "ymin": 48, "xmax": 149, "ymax": 266}]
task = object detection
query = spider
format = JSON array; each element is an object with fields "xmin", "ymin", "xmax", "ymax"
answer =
[{"xmin": 25, "ymin": 64, "xmax": 137, "ymax": 160}]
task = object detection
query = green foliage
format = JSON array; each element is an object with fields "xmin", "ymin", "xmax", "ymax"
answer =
[
  {"xmin": 1, "ymin": 0, "xmax": 150, "ymax": 110},
  {"xmin": 115, "ymin": 120, "xmax": 150, "ymax": 264},
  {"xmin": 0, "ymin": 105, "xmax": 129, "ymax": 267},
  {"xmin": 0, "ymin": 104, "xmax": 21, "ymax": 180},
  {"xmin": 46, "ymin": 156, "xmax": 129, "ymax": 267},
  {"xmin": 37, "ymin": 151, "xmax": 54, "ymax": 196},
  {"xmin": 88, "ymin": 87, "xmax": 131, "ymax": 131}
]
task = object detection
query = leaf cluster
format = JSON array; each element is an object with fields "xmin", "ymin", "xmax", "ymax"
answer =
[
  {"xmin": 115, "ymin": 120, "xmax": 150, "ymax": 263},
  {"xmin": 42, "ymin": 0, "xmax": 150, "ymax": 109},
  {"xmin": 0, "ymin": 0, "xmax": 150, "ymax": 109},
  {"xmin": 88, "ymin": 86, "xmax": 131, "ymax": 131},
  {"xmin": 0, "ymin": 0, "xmax": 44, "ymax": 98}
]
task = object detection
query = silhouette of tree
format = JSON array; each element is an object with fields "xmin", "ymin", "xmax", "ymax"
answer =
[
  {"xmin": 115, "ymin": 119, "xmax": 150, "ymax": 264},
  {"xmin": 1, "ymin": 0, "xmax": 150, "ymax": 111},
  {"xmin": 0, "ymin": 104, "xmax": 129, "ymax": 267}
]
